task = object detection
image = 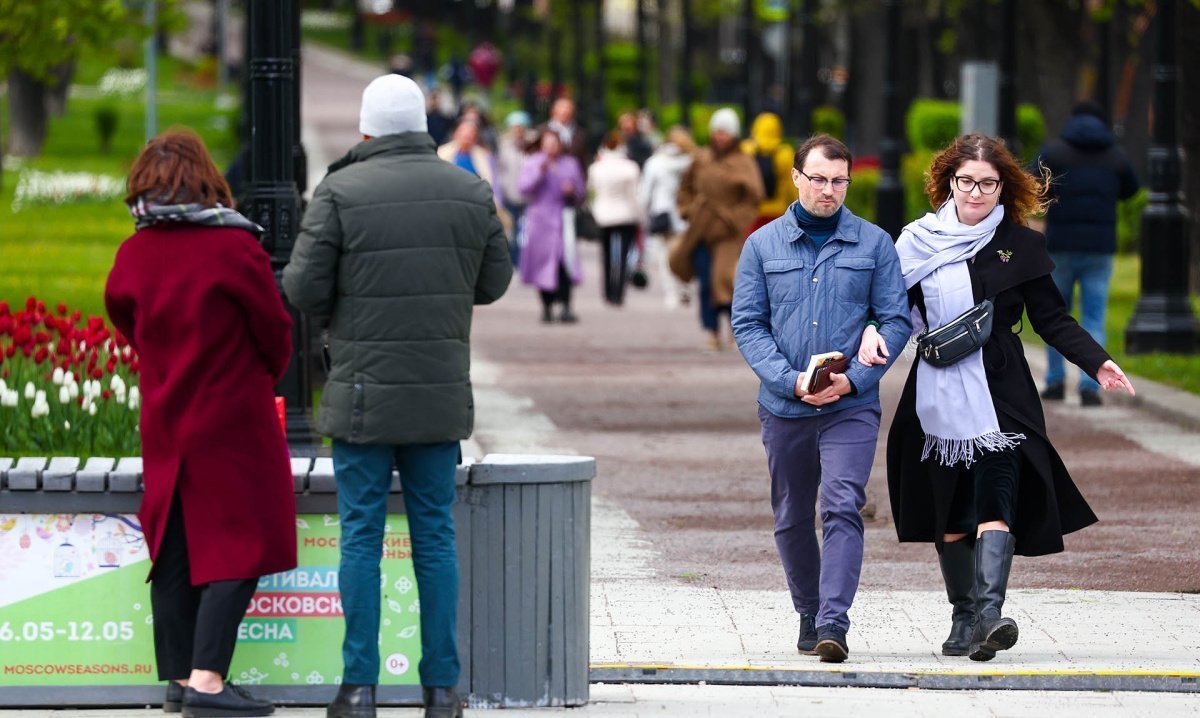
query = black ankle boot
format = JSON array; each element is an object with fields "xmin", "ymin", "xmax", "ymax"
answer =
[
  {"xmin": 422, "ymin": 686, "xmax": 463, "ymax": 718},
  {"xmin": 326, "ymin": 684, "xmax": 376, "ymax": 718},
  {"xmin": 969, "ymin": 530, "xmax": 1019, "ymax": 662},
  {"xmin": 938, "ymin": 539, "xmax": 976, "ymax": 656}
]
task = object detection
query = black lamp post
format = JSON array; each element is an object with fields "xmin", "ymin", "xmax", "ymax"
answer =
[
  {"xmin": 245, "ymin": 0, "xmax": 316, "ymax": 449},
  {"xmin": 679, "ymin": 0, "xmax": 693, "ymax": 128},
  {"xmin": 1125, "ymin": 0, "xmax": 1200, "ymax": 354},
  {"xmin": 741, "ymin": 0, "xmax": 755, "ymax": 122},
  {"xmin": 572, "ymin": 0, "xmax": 588, "ymax": 117},
  {"xmin": 787, "ymin": 0, "xmax": 816, "ymax": 138},
  {"xmin": 997, "ymin": 0, "xmax": 1019, "ymax": 155},
  {"xmin": 591, "ymin": 0, "xmax": 608, "ymax": 143},
  {"xmin": 635, "ymin": 0, "xmax": 648, "ymax": 110},
  {"xmin": 875, "ymin": 0, "xmax": 905, "ymax": 240}
]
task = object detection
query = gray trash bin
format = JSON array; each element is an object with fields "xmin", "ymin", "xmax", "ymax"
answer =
[{"xmin": 459, "ymin": 454, "xmax": 595, "ymax": 708}]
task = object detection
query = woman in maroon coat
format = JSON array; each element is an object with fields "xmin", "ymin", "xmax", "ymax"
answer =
[{"xmin": 105, "ymin": 128, "xmax": 296, "ymax": 717}]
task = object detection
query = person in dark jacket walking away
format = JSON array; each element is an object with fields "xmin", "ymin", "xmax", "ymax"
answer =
[
  {"xmin": 283, "ymin": 74, "xmax": 513, "ymax": 718},
  {"xmin": 881, "ymin": 134, "xmax": 1134, "ymax": 663},
  {"xmin": 1031, "ymin": 101, "xmax": 1139, "ymax": 406},
  {"xmin": 106, "ymin": 128, "xmax": 296, "ymax": 717},
  {"xmin": 732, "ymin": 134, "xmax": 912, "ymax": 664}
]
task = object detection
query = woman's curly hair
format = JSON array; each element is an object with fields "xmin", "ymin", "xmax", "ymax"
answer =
[{"xmin": 923, "ymin": 133, "xmax": 1051, "ymax": 224}]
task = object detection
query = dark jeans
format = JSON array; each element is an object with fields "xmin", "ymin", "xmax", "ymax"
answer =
[
  {"xmin": 759, "ymin": 403, "xmax": 881, "ymax": 631},
  {"xmin": 539, "ymin": 263, "xmax": 573, "ymax": 311},
  {"xmin": 693, "ymin": 244, "xmax": 727, "ymax": 332},
  {"xmin": 944, "ymin": 447, "xmax": 1021, "ymax": 535},
  {"xmin": 332, "ymin": 439, "xmax": 461, "ymax": 688},
  {"xmin": 600, "ymin": 224, "xmax": 637, "ymax": 305},
  {"xmin": 1045, "ymin": 252, "xmax": 1113, "ymax": 393},
  {"xmin": 150, "ymin": 494, "xmax": 258, "ymax": 681},
  {"xmin": 504, "ymin": 201, "xmax": 525, "ymax": 266}
]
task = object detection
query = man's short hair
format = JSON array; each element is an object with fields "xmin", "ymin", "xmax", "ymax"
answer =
[{"xmin": 794, "ymin": 134, "xmax": 853, "ymax": 173}]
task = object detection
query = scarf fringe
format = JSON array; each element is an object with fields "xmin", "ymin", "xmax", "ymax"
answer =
[{"xmin": 921, "ymin": 431, "xmax": 1026, "ymax": 468}]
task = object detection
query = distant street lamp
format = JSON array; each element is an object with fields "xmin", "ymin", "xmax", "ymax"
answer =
[
  {"xmin": 244, "ymin": 0, "xmax": 317, "ymax": 448},
  {"xmin": 1125, "ymin": 0, "xmax": 1200, "ymax": 354},
  {"xmin": 875, "ymin": 0, "xmax": 905, "ymax": 240}
]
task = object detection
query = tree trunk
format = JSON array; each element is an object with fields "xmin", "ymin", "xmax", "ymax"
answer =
[
  {"xmin": 45, "ymin": 59, "xmax": 76, "ymax": 118},
  {"xmin": 7, "ymin": 69, "xmax": 48, "ymax": 157}
]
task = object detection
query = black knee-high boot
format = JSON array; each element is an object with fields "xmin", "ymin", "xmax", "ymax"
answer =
[
  {"xmin": 938, "ymin": 539, "xmax": 976, "ymax": 656},
  {"xmin": 969, "ymin": 530, "xmax": 1019, "ymax": 662}
]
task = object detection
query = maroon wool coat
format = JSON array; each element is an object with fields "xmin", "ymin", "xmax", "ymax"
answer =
[{"xmin": 105, "ymin": 224, "xmax": 297, "ymax": 584}]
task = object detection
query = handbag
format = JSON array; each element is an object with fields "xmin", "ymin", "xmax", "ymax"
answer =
[
  {"xmin": 574, "ymin": 206, "xmax": 600, "ymax": 241},
  {"xmin": 916, "ymin": 298, "xmax": 995, "ymax": 368},
  {"xmin": 648, "ymin": 211, "xmax": 672, "ymax": 235}
]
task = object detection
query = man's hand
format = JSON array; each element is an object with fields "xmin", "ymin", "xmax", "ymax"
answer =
[
  {"xmin": 794, "ymin": 373, "xmax": 808, "ymax": 398},
  {"xmin": 801, "ymin": 372, "xmax": 852, "ymax": 406}
]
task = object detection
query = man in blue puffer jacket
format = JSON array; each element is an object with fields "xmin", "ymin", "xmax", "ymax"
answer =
[
  {"xmin": 732, "ymin": 134, "xmax": 911, "ymax": 664},
  {"xmin": 1031, "ymin": 101, "xmax": 1140, "ymax": 407}
]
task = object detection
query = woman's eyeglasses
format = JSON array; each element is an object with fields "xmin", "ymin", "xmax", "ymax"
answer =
[{"xmin": 953, "ymin": 176, "xmax": 1001, "ymax": 195}]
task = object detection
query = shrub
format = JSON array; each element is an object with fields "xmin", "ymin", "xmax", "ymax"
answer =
[
  {"xmin": 94, "ymin": 104, "xmax": 119, "ymax": 154},
  {"xmin": 1016, "ymin": 104, "xmax": 1047, "ymax": 163},
  {"xmin": 811, "ymin": 105, "xmax": 845, "ymax": 140},
  {"xmin": 906, "ymin": 99, "xmax": 959, "ymax": 152},
  {"xmin": 902, "ymin": 150, "xmax": 936, "ymax": 222},
  {"xmin": 844, "ymin": 167, "xmax": 878, "ymax": 223},
  {"xmin": 1116, "ymin": 189, "xmax": 1148, "ymax": 254}
]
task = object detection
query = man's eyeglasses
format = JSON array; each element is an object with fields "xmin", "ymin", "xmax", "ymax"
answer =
[
  {"xmin": 798, "ymin": 171, "xmax": 851, "ymax": 191},
  {"xmin": 953, "ymin": 176, "xmax": 1001, "ymax": 195}
]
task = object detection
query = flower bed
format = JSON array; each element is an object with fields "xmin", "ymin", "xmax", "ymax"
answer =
[{"xmin": 0, "ymin": 297, "xmax": 139, "ymax": 459}]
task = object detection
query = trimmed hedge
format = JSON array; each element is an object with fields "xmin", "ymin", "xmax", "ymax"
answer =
[
  {"xmin": 812, "ymin": 105, "xmax": 846, "ymax": 140},
  {"xmin": 905, "ymin": 98, "xmax": 1046, "ymax": 163}
]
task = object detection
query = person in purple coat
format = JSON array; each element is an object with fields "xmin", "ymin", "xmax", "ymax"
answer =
[{"xmin": 517, "ymin": 130, "xmax": 586, "ymax": 323}]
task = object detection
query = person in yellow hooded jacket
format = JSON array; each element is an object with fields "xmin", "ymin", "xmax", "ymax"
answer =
[{"xmin": 741, "ymin": 113, "xmax": 796, "ymax": 233}]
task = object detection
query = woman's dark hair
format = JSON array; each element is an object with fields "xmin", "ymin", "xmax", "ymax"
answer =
[
  {"xmin": 126, "ymin": 127, "xmax": 234, "ymax": 208},
  {"xmin": 526, "ymin": 128, "xmax": 563, "ymax": 154},
  {"xmin": 924, "ymin": 133, "xmax": 1050, "ymax": 223},
  {"xmin": 793, "ymin": 134, "xmax": 853, "ymax": 173}
]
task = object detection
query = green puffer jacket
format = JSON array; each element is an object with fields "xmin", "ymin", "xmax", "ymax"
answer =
[{"xmin": 283, "ymin": 132, "xmax": 512, "ymax": 445}]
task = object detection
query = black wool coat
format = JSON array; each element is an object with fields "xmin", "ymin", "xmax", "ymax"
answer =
[{"xmin": 886, "ymin": 219, "xmax": 1110, "ymax": 557}]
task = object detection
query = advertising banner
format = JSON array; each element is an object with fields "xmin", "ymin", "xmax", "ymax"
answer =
[{"xmin": 0, "ymin": 512, "xmax": 421, "ymax": 688}]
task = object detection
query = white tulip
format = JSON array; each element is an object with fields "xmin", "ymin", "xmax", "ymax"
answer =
[
  {"xmin": 59, "ymin": 386, "xmax": 71, "ymax": 404},
  {"xmin": 115, "ymin": 386, "xmax": 127, "ymax": 404},
  {"xmin": 0, "ymin": 378, "xmax": 7, "ymax": 394},
  {"xmin": 1, "ymin": 390, "xmax": 17, "ymax": 407},
  {"xmin": 65, "ymin": 371, "xmax": 77, "ymax": 386},
  {"xmin": 110, "ymin": 374, "xmax": 125, "ymax": 392},
  {"xmin": 31, "ymin": 400, "xmax": 50, "ymax": 418},
  {"xmin": 128, "ymin": 386, "xmax": 140, "ymax": 410},
  {"xmin": 24, "ymin": 382, "xmax": 35, "ymax": 399},
  {"xmin": 88, "ymin": 402, "xmax": 98, "ymax": 416},
  {"xmin": 64, "ymin": 420, "xmax": 71, "ymax": 431},
  {"xmin": 79, "ymin": 340, "xmax": 87, "ymax": 351},
  {"xmin": 52, "ymin": 367, "xmax": 65, "ymax": 385},
  {"xmin": 68, "ymin": 381, "xmax": 79, "ymax": 399},
  {"xmin": 34, "ymin": 390, "xmax": 46, "ymax": 404}
]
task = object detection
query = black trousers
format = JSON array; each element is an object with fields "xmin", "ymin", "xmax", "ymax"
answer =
[
  {"xmin": 945, "ymin": 447, "xmax": 1021, "ymax": 536},
  {"xmin": 151, "ymin": 494, "xmax": 258, "ymax": 681},
  {"xmin": 600, "ymin": 224, "xmax": 637, "ymax": 305},
  {"xmin": 539, "ymin": 262, "xmax": 574, "ymax": 309}
]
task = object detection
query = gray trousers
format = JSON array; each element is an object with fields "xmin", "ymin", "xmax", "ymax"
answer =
[{"xmin": 758, "ymin": 402, "xmax": 881, "ymax": 632}]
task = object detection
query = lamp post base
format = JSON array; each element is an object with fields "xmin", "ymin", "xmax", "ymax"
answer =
[{"xmin": 1125, "ymin": 293, "xmax": 1200, "ymax": 354}]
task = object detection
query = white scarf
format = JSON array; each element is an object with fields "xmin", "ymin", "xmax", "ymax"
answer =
[{"xmin": 895, "ymin": 201, "xmax": 1024, "ymax": 467}]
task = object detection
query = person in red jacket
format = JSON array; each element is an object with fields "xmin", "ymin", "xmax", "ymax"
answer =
[{"xmin": 105, "ymin": 128, "xmax": 297, "ymax": 717}]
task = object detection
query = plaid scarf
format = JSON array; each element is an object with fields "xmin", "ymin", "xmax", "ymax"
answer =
[{"xmin": 129, "ymin": 197, "xmax": 263, "ymax": 235}]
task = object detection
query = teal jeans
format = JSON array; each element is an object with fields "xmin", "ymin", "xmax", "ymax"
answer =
[{"xmin": 332, "ymin": 439, "xmax": 461, "ymax": 688}]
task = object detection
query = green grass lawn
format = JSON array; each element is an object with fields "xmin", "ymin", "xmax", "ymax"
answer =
[
  {"xmin": 0, "ymin": 52, "xmax": 237, "ymax": 320},
  {"xmin": 1024, "ymin": 254, "xmax": 1200, "ymax": 395}
]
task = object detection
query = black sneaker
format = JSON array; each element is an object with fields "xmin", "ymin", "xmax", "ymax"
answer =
[
  {"xmin": 164, "ymin": 682, "xmax": 184, "ymax": 713},
  {"xmin": 796, "ymin": 613, "xmax": 818, "ymax": 654},
  {"xmin": 1040, "ymin": 384, "xmax": 1065, "ymax": 401},
  {"xmin": 182, "ymin": 684, "xmax": 273, "ymax": 718},
  {"xmin": 814, "ymin": 624, "xmax": 849, "ymax": 663},
  {"xmin": 1080, "ymin": 390, "xmax": 1102, "ymax": 407}
]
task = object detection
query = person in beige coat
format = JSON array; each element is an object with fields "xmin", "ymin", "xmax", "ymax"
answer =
[
  {"xmin": 674, "ymin": 108, "xmax": 765, "ymax": 349},
  {"xmin": 438, "ymin": 119, "xmax": 511, "ymax": 232}
]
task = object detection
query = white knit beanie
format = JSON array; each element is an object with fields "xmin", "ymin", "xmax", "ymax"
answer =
[
  {"xmin": 708, "ymin": 108, "xmax": 741, "ymax": 137},
  {"xmin": 359, "ymin": 74, "xmax": 428, "ymax": 137}
]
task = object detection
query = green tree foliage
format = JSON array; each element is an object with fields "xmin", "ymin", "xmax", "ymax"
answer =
[{"xmin": 0, "ymin": 0, "xmax": 132, "ymax": 81}]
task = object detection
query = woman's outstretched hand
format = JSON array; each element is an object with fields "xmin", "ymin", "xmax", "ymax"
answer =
[
  {"xmin": 1096, "ymin": 360, "xmax": 1136, "ymax": 396},
  {"xmin": 857, "ymin": 324, "xmax": 889, "ymax": 366}
]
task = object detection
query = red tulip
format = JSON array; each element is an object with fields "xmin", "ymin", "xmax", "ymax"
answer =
[
  {"xmin": 71, "ymin": 309, "xmax": 81, "ymax": 323},
  {"xmin": 102, "ymin": 390, "xmax": 112, "ymax": 400},
  {"xmin": 0, "ymin": 300, "xmax": 9, "ymax": 316},
  {"xmin": 5, "ymin": 345, "xmax": 15, "ymax": 358},
  {"xmin": 35, "ymin": 347, "xmax": 50, "ymax": 364},
  {"xmin": 106, "ymin": 357, "xmax": 117, "ymax": 372},
  {"xmin": 34, "ymin": 331, "xmax": 50, "ymax": 345},
  {"xmin": 22, "ymin": 345, "xmax": 32, "ymax": 357},
  {"xmin": 25, "ymin": 296, "xmax": 36, "ymax": 312},
  {"xmin": 130, "ymin": 360, "xmax": 140, "ymax": 374},
  {"xmin": 36, "ymin": 301, "xmax": 45, "ymax": 315},
  {"xmin": 13, "ymin": 325, "xmax": 32, "ymax": 346},
  {"xmin": 56, "ymin": 302, "xmax": 68, "ymax": 316},
  {"xmin": 90, "ymin": 368, "xmax": 103, "ymax": 379}
]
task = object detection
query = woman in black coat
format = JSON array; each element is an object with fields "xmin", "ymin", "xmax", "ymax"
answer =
[{"xmin": 859, "ymin": 134, "xmax": 1135, "ymax": 662}]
